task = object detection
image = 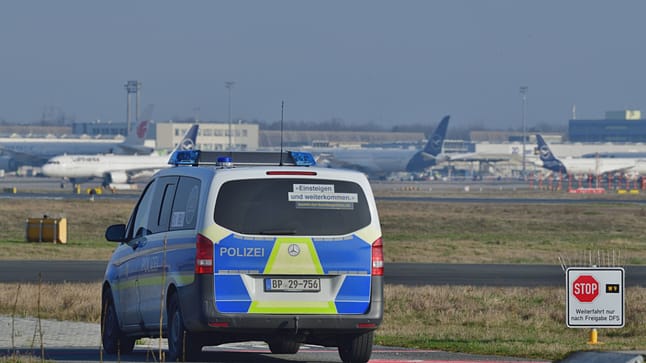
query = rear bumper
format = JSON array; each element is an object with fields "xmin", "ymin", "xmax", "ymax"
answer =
[{"xmin": 179, "ymin": 275, "xmax": 383, "ymax": 335}]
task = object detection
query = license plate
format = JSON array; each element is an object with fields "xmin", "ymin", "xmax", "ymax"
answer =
[{"xmin": 264, "ymin": 278, "xmax": 321, "ymax": 292}]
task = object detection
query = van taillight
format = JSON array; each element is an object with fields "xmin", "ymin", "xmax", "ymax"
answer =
[
  {"xmin": 371, "ymin": 237, "xmax": 383, "ymax": 276},
  {"xmin": 195, "ymin": 234, "xmax": 214, "ymax": 274}
]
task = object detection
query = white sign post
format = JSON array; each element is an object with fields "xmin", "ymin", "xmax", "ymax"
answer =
[{"xmin": 566, "ymin": 267, "xmax": 624, "ymax": 329}]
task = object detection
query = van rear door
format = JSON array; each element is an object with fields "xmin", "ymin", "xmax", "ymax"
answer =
[{"xmin": 208, "ymin": 178, "xmax": 377, "ymax": 315}]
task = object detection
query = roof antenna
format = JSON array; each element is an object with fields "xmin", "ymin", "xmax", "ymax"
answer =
[{"xmin": 279, "ymin": 100, "xmax": 285, "ymax": 166}]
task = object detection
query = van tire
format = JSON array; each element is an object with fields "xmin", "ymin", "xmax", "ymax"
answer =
[
  {"xmin": 101, "ymin": 289, "xmax": 135, "ymax": 355},
  {"xmin": 268, "ymin": 338, "xmax": 300, "ymax": 354},
  {"xmin": 167, "ymin": 294, "xmax": 202, "ymax": 361},
  {"xmin": 338, "ymin": 331, "xmax": 374, "ymax": 363}
]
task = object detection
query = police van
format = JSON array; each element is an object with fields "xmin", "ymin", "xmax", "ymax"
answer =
[{"xmin": 101, "ymin": 150, "xmax": 384, "ymax": 362}]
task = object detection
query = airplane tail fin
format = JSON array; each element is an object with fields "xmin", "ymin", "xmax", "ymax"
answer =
[
  {"xmin": 122, "ymin": 105, "xmax": 155, "ymax": 150},
  {"xmin": 124, "ymin": 119, "xmax": 150, "ymax": 145},
  {"xmin": 405, "ymin": 115, "xmax": 450, "ymax": 172},
  {"xmin": 174, "ymin": 124, "xmax": 199, "ymax": 152},
  {"xmin": 535, "ymin": 134, "xmax": 567, "ymax": 173},
  {"xmin": 422, "ymin": 115, "xmax": 450, "ymax": 156}
]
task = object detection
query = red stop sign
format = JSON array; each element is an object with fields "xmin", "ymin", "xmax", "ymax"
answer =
[{"xmin": 572, "ymin": 275, "xmax": 599, "ymax": 302}]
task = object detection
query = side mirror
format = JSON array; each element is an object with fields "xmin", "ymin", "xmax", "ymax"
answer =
[{"xmin": 105, "ymin": 224, "xmax": 127, "ymax": 242}]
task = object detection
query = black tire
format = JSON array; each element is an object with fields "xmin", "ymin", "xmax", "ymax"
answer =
[
  {"xmin": 101, "ymin": 289, "xmax": 135, "ymax": 355},
  {"xmin": 167, "ymin": 294, "xmax": 202, "ymax": 361},
  {"xmin": 338, "ymin": 331, "xmax": 374, "ymax": 363},
  {"xmin": 268, "ymin": 338, "xmax": 300, "ymax": 354}
]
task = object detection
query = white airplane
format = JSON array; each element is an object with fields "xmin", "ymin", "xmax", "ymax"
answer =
[
  {"xmin": 314, "ymin": 115, "xmax": 450, "ymax": 177},
  {"xmin": 42, "ymin": 125, "xmax": 198, "ymax": 188},
  {"xmin": 535, "ymin": 134, "xmax": 637, "ymax": 176},
  {"xmin": 0, "ymin": 119, "xmax": 153, "ymax": 171}
]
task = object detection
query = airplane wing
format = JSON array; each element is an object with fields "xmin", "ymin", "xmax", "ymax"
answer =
[
  {"xmin": 442, "ymin": 153, "xmax": 513, "ymax": 163},
  {"xmin": 596, "ymin": 163, "xmax": 636, "ymax": 175},
  {"xmin": 0, "ymin": 147, "xmax": 49, "ymax": 166}
]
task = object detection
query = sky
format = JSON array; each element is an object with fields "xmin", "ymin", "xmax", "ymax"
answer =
[{"xmin": 1, "ymin": 1, "xmax": 646, "ymax": 129}]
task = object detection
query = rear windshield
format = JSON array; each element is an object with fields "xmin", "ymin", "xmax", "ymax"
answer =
[{"xmin": 214, "ymin": 178, "xmax": 371, "ymax": 236}]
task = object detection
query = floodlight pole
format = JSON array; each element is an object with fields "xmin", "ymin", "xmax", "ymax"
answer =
[
  {"xmin": 225, "ymin": 81, "xmax": 235, "ymax": 151},
  {"xmin": 520, "ymin": 86, "xmax": 528, "ymax": 180}
]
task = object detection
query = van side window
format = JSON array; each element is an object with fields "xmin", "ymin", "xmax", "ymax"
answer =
[
  {"xmin": 128, "ymin": 179, "xmax": 157, "ymax": 239},
  {"xmin": 169, "ymin": 177, "xmax": 201, "ymax": 231},
  {"xmin": 148, "ymin": 176, "xmax": 179, "ymax": 234}
]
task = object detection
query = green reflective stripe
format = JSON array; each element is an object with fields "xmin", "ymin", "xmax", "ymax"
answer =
[
  {"xmin": 114, "ymin": 279, "xmax": 137, "ymax": 290},
  {"xmin": 112, "ymin": 272, "xmax": 194, "ymax": 289},
  {"xmin": 248, "ymin": 300, "xmax": 337, "ymax": 314},
  {"xmin": 263, "ymin": 237, "xmax": 323, "ymax": 275}
]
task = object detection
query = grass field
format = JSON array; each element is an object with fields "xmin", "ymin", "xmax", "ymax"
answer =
[
  {"xmin": 2, "ymin": 191, "xmax": 646, "ymax": 360},
  {"xmin": 2, "ymin": 195, "xmax": 646, "ymax": 264}
]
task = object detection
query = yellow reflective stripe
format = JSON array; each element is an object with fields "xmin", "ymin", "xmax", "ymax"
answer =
[
  {"xmin": 263, "ymin": 238, "xmax": 323, "ymax": 275},
  {"xmin": 202, "ymin": 224, "xmax": 232, "ymax": 245},
  {"xmin": 353, "ymin": 224, "xmax": 381, "ymax": 245},
  {"xmin": 248, "ymin": 301, "xmax": 337, "ymax": 314}
]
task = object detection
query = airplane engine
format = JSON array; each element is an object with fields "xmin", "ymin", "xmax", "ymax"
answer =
[
  {"xmin": 104, "ymin": 171, "xmax": 128, "ymax": 186},
  {"xmin": 0, "ymin": 156, "xmax": 18, "ymax": 172}
]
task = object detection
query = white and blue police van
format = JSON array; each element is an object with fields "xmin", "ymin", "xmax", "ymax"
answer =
[{"xmin": 101, "ymin": 150, "xmax": 384, "ymax": 362}]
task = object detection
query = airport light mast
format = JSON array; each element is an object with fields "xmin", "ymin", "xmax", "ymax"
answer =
[
  {"xmin": 520, "ymin": 86, "xmax": 528, "ymax": 180},
  {"xmin": 225, "ymin": 81, "xmax": 235, "ymax": 151}
]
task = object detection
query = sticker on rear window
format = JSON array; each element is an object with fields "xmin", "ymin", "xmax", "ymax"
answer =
[{"xmin": 288, "ymin": 184, "xmax": 358, "ymax": 210}]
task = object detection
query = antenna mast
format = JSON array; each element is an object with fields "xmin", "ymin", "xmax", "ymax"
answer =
[{"xmin": 280, "ymin": 100, "xmax": 285, "ymax": 166}]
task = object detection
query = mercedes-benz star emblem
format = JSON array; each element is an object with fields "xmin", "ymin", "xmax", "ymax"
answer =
[{"xmin": 288, "ymin": 244, "xmax": 301, "ymax": 257}]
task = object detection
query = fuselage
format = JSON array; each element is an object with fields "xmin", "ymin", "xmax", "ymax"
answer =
[{"xmin": 41, "ymin": 153, "xmax": 169, "ymax": 178}]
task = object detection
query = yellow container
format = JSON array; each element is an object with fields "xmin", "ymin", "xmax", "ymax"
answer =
[{"xmin": 25, "ymin": 217, "xmax": 67, "ymax": 244}]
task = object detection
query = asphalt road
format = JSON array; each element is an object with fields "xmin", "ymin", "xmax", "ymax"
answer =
[{"xmin": 2, "ymin": 260, "xmax": 646, "ymax": 287}]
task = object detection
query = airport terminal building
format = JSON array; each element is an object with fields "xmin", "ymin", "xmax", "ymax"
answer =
[
  {"xmin": 568, "ymin": 110, "xmax": 646, "ymax": 142},
  {"xmin": 156, "ymin": 122, "xmax": 259, "ymax": 151}
]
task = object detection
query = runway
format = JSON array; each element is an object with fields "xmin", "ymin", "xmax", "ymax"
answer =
[{"xmin": 4, "ymin": 176, "xmax": 646, "ymax": 205}]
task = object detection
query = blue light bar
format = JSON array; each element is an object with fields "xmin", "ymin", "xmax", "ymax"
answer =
[
  {"xmin": 169, "ymin": 150, "xmax": 201, "ymax": 166},
  {"xmin": 289, "ymin": 151, "xmax": 316, "ymax": 166},
  {"xmin": 217, "ymin": 156, "xmax": 233, "ymax": 168},
  {"xmin": 168, "ymin": 150, "xmax": 316, "ymax": 167}
]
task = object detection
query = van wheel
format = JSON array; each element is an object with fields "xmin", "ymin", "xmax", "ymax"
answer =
[
  {"xmin": 167, "ymin": 294, "xmax": 202, "ymax": 361},
  {"xmin": 338, "ymin": 331, "xmax": 374, "ymax": 363},
  {"xmin": 101, "ymin": 289, "xmax": 135, "ymax": 354},
  {"xmin": 268, "ymin": 338, "xmax": 300, "ymax": 354}
]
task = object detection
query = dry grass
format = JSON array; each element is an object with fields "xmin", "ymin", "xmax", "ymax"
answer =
[
  {"xmin": 0, "ymin": 354, "xmax": 47, "ymax": 363},
  {"xmin": 380, "ymin": 285, "xmax": 646, "ymax": 360},
  {"xmin": 3, "ymin": 197, "xmax": 646, "ymax": 264},
  {"xmin": 0, "ymin": 199, "xmax": 133, "ymax": 260},
  {"xmin": 0, "ymin": 283, "xmax": 101, "ymax": 323},
  {"xmin": 379, "ymin": 201, "xmax": 646, "ymax": 264},
  {"xmin": 1, "ymin": 282, "xmax": 644, "ymax": 360}
]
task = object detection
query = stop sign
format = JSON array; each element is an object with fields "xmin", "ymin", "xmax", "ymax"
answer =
[{"xmin": 572, "ymin": 275, "xmax": 599, "ymax": 302}]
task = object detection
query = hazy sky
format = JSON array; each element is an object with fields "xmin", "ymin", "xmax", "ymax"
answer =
[{"xmin": 2, "ymin": 1, "xmax": 646, "ymax": 129}]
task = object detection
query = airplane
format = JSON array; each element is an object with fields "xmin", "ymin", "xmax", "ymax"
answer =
[
  {"xmin": 534, "ymin": 134, "xmax": 637, "ymax": 176},
  {"xmin": 0, "ymin": 119, "xmax": 153, "ymax": 171},
  {"xmin": 41, "ymin": 124, "xmax": 199, "ymax": 189},
  {"xmin": 313, "ymin": 115, "xmax": 450, "ymax": 177}
]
